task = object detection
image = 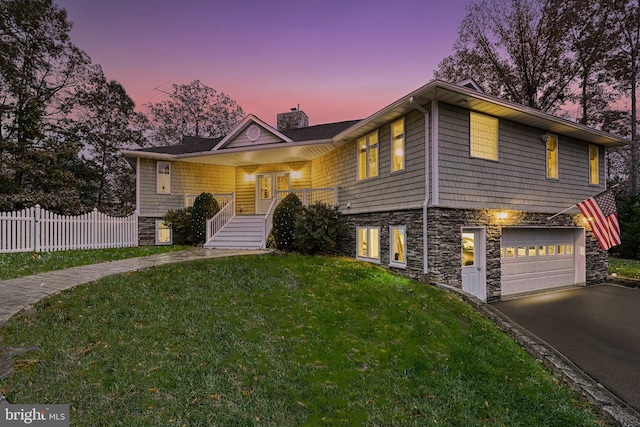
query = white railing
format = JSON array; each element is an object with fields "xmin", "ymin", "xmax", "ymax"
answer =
[
  {"xmin": 262, "ymin": 198, "xmax": 279, "ymax": 248},
  {"xmin": 0, "ymin": 205, "xmax": 138, "ymax": 253},
  {"xmin": 206, "ymin": 193, "xmax": 235, "ymax": 242},
  {"xmin": 185, "ymin": 193, "xmax": 234, "ymax": 208},
  {"xmin": 275, "ymin": 187, "xmax": 338, "ymax": 207}
]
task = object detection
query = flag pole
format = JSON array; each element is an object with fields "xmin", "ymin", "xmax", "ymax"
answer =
[
  {"xmin": 546, "ymin": 183, "xmax": 621, "ymax": 221},
  {"xmin": 546, "ymin": 205, "xmax": 577, "ymax": 221}
]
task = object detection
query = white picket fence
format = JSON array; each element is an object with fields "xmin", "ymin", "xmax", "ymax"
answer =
[{"xmin": 0, "ymin": 205, "xmax": 138, "ymax": 253}]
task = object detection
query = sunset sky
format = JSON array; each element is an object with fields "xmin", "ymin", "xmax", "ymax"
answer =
[{"xmin": 56, "ymin": 0, "xmax": 471, "ymax": 126}]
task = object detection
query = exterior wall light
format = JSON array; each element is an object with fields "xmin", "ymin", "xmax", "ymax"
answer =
[
  {"xmin": 291, "ymin": 171, "xmax": 302, "ymax": 179},
  {"xmin": 497, "ymin": 211, "xmax": 509, "ymax": 220},
  {"xmin": 245, "ymin": 174, "xmax": 255, "ymax": 181}
]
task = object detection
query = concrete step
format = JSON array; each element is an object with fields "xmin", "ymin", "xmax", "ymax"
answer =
[{"xmin": 205, "ymin": 215, "xmax": 266, "ymax": 249}]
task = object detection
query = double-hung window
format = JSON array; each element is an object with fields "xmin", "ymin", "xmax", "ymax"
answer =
[
  {"xmin": 589, "ymin": 145, "xmax": 599, "ymax": 185},
  {"xmin": 157, "ymin": 161, "xmax": 171, "ymax": 194},
  {"xmin": 390, "ymin": 226, "xmax": 406, "ymax": 267},
  {"xmin": 358, "ymin": 131, "xmax": 379, "ymax": 180},
  {"xmin": 546, "ymin": 134, "xmax": 558, "ymax": 179},
  {"xmin": 357, "ymin": 226, "xmax": 380, "ymax": 262},
  {"xmin": 470, "ymin": 112, "xmax": 498, "ymax": 160},
  {"xmin": 391, "ymin": 118, "xmax": 405, "ymax": 172}
]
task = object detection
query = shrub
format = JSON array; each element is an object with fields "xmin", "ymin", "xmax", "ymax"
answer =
[
  {"xmin": 611, "ymin": 191, "xmax": 640, "ymax": 260},
  {"xmin": 162, "ymin": 207, "xmax": 193, "ymax": 245},
  {"xmin": 191, "ymin": 193, "xmax": 220, "ymax": 244},
  {"xmin": 271, "ymin": 193, "xmax": 303, "ymax": 251},
  {"xmin": 294, "ymin": 202, "xmax": 345, "ymax": 254}
]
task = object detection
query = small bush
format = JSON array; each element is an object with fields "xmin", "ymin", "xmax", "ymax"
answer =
[
  {"xmin": 294, "ymin": 202, "xmax": 345, "ymax": 254},
  {"xmin": 163, "ymin": 207, "xmax": 193, "ymax": 245},
  {"xmin": 191, "ymin": 193, "xmax": 220, "ymax": 244},
  {"xmin": 271, "ymin": 193, "xmax": 303, "ymax": 251}
]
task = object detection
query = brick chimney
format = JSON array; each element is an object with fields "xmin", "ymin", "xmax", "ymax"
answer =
[{"xmin": 277, "ymin": 108, "xmax": 309, "ymax": 131}]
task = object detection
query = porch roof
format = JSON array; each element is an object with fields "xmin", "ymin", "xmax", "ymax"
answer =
[{"xmin": 123, "ymin": 120, "xmax": 361, "ymax": 166}]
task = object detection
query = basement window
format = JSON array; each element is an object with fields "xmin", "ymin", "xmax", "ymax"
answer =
[
  {"xmin": 156, "ymin": 220, "xmax": 172, "ymax": 245},
  {"xmin": 357, "ymin": 226, "xmax": 380, "ymax": 262}
]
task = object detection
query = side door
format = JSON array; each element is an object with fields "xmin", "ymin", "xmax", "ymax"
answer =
[{"xmin": 461, "ymin": 228, "xmax": 487, "ymax": 301}]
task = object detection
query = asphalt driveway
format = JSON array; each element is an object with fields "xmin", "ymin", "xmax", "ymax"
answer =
[{"xmin": 493, "ymin": 284, "xmax": 640, "ymax": 413}]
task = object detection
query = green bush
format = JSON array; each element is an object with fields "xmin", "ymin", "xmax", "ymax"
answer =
[
  {"xmin": 271, "ymin": 193, "xmax": 303, "ymax": 251},
  {"xmin": 611, "ymin": 191, "xmax": 640, "ymax": 259},
  {"xmin": 162, "ymin": 207, "xmax": 193, "ymax": 245},
  {"xmin": 294, "ymin": 202, "xmax": 345, "ymax": 254},
  {"xmin": 191, "ymin": 193, "xmax": 220, "ymax": 244}
]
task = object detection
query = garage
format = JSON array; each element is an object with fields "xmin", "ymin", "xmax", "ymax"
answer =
[{"xmin": 501, "ymin": 227, "xmax": 585, "ymax": 296}]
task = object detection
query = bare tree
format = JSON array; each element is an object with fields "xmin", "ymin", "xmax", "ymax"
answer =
[{"xmin": 146, "ymin": 80, "xmax": 244, "ymax": 146}]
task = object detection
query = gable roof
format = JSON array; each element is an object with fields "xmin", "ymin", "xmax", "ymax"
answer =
[
  {"xmin": 123, "ymin": 118, "xmax": 361, "ymax": 166},
  {"xmin": 334, "ymin": 79, "xmax": 628, "ymax": 148}
]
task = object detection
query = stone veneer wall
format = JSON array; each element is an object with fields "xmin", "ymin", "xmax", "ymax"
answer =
[
  {"xmin": 139, "ymin": 216, "xmax": 159, "ymax": 246},
  {"xmin": 338, "ymin": 207, "xmax": 607, "ymax": 303},
  {"xmin": 427, "ymin": 207, "xmax": 607, "ymax": 302},
  {"xmin": 338, "ymin": 209, "xmax": 424, "ymax": 279}
]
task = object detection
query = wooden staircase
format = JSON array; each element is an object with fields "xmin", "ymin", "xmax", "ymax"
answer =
[{"xmin": 203, "ymin": 215, "xmax": 265, "ymax": 249}]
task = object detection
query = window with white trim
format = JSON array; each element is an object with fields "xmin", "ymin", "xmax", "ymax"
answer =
[
  {"xmin": 156, "ymin": 220, "xmax": 172, "ymax": 245},
  {"xmin": 357, "ymin": 131, "xmax": 379, "ymax": 180},
  {"xmin": 157, "ymin": 161, "xmax": 171, "ymax": 194},
  {"xmin": 391, "ymin": 118, "xmax": 405, "ymax": 172},
  {"xmin": 546, "ymin": 134, "xmax": 558, "ymax": 179},
  {"xmin": 589, "ymin": 144, "xmax": 599, "ymax": 185},
  {"xmin": 470, "ymin": 112, "xmax": 498, "ymax": 160},
  {"xmin": 390, "ymin": 226, "xmax": 406, "ymax": 267},
  {"xmin": 357, "ymin": 226, "xmax": 380, "ymax": 262}
]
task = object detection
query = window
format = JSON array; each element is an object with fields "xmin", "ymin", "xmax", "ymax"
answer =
[
  {"xmin": 357, "ymin": 226, "xmax": 380, "ymax": 261},
  {"xmin": 357, "ymin": 131, "xmax": 379, "ymax": 180},
  {"xmin": 390, "ymin": 226, "xmax": 406, "ymax": 267},
  {"xmin": 470, "ymin": 112, "xmax": 498, "ymax": 160},
  {"xmin": 546, "ymin": 134, "xmax": 558, "ymax": 179},
  {"xmin": 589, "ymin": 144, "xmax": 599, "ymax": 185},
  {"xmin": 391, "ymin": 118, "xmax": 405, "ymax": 172},
  {"xmin": 156, "ymin": 220, "xmax": 172, "ymax": 245},
  {"xmin": 157, "ymin": 161, "xmax": 171, "ymax": 194}
]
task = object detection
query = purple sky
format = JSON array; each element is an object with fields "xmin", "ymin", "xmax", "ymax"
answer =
[{"xmin": 56, "ymin": 0, "xmax": 471, "ymax": 126}]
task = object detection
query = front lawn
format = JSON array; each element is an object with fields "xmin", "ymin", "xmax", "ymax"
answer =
[
  {"xmin": 0, "ymin": 255, "xmax": 608, "ymax": 426},
  {"xmin": 609, "ymin": 257, "xmax": 640, "ymax": 279},
  {"xmin": 0, "ymin": 246, "xmax": 189, "ymax": 280}
]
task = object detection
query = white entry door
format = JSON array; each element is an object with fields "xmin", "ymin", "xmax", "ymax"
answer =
[
  {"xmin": 256, "ymin": 172, "xmax": 290, "ymax": 214},
  {"xmin": 461, "ymin": 228, "xmax": 487, "ymax": 301}
]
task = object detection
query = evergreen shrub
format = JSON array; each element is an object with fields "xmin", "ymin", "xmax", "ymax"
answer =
[
  {"xmin": 191, "ymin": 193, "xmax": 220, "ymax": 244},
  {"xmin": 162, "ymin": 207, "xmax": 193, "ymax": 245},
  {"xmin": 294, "ymin": 202, "xmax": 345, "ymax": 254},
  {"xmin": 271, "ymin": 193, "xmax": 303, "ymax": 251}
]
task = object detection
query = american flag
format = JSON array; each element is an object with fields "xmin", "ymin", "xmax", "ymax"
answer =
[{"xmin": 577, "ymin": 189, "xmax": 621, "ymax": 251}]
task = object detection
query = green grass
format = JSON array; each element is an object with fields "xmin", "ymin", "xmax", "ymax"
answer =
[
  {"xmin": 609, "ymin": 257, "xmax": 640, "ymax": 279},
  {"xmin": 0, "ymin": 255, "xmax": 608, "ymax": 426},
  {"xmin": 0, "ymin": 246, "xmax": 189, "ymax": 280}
]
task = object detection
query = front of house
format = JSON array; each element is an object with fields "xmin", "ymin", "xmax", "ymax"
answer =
[{"xmin": 123, "ymin": 79, "xmax": 627, "ymax": 302}]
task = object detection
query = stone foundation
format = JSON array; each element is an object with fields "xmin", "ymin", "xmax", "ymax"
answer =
[
  {"xmin": 139, "ymin": 216, "xmax": 160, "ymax": 246},
  {"xmin": 339, "ymin": 207, "xmax": 608, "ymax": 302}
]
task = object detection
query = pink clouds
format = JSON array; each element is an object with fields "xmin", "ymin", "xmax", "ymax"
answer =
[{"xmin": 57, "ymin": 0, "xmax": 470, "ymax": 126}]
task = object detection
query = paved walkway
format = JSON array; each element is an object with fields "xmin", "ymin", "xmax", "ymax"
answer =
[{"xmin": 0, "ymin": 248, "xmax": 269, "ymax": 326}]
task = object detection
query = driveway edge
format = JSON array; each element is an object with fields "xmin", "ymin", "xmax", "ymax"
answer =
[{"xmin": 435, "ymin": 283, "xmax": 640, "ymax": 427}]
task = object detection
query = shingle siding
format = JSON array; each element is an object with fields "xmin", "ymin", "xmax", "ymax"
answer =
[
  {"xmin": 437, "ymin": 103, "xmax": 606, "ymax": 212},
  {"xmin": 312, "ymin": 110, "xmax": 427, "ymax": 214},
  {"xmin": 138, "ymin": 159, "xmax": 235, "ymax": 217}
]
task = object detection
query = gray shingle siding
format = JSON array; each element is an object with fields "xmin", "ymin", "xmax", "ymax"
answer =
[{"xmin": 437, "ymin": 103, "xmax": 606, "ymax": 212}]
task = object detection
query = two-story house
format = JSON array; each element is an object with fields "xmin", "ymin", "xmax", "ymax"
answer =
[{"xmin": 123, "ymin": 79, "xmax": 627, "ymax": 302}]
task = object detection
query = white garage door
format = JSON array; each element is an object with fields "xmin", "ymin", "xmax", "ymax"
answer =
[{"xmin": 501, "ymin": 228, "xmax": 582, "ymax": 296}]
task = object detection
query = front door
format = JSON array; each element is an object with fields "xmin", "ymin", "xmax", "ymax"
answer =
[
  {"xmin": 461, "ymin": 228, "xmax": 487, "ymax": 301},
  {"xmin": 256, "ymin": 172, "xmax": 290, "ymax": 214}
]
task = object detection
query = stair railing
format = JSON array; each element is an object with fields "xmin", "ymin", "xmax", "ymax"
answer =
[
  {"xmin": 206, "ymin": 193, "xmax": 235, "ymax": 243},
  {"xmin": 261, "ymin": 197, "xmax": 279, "ymax": 249}
]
